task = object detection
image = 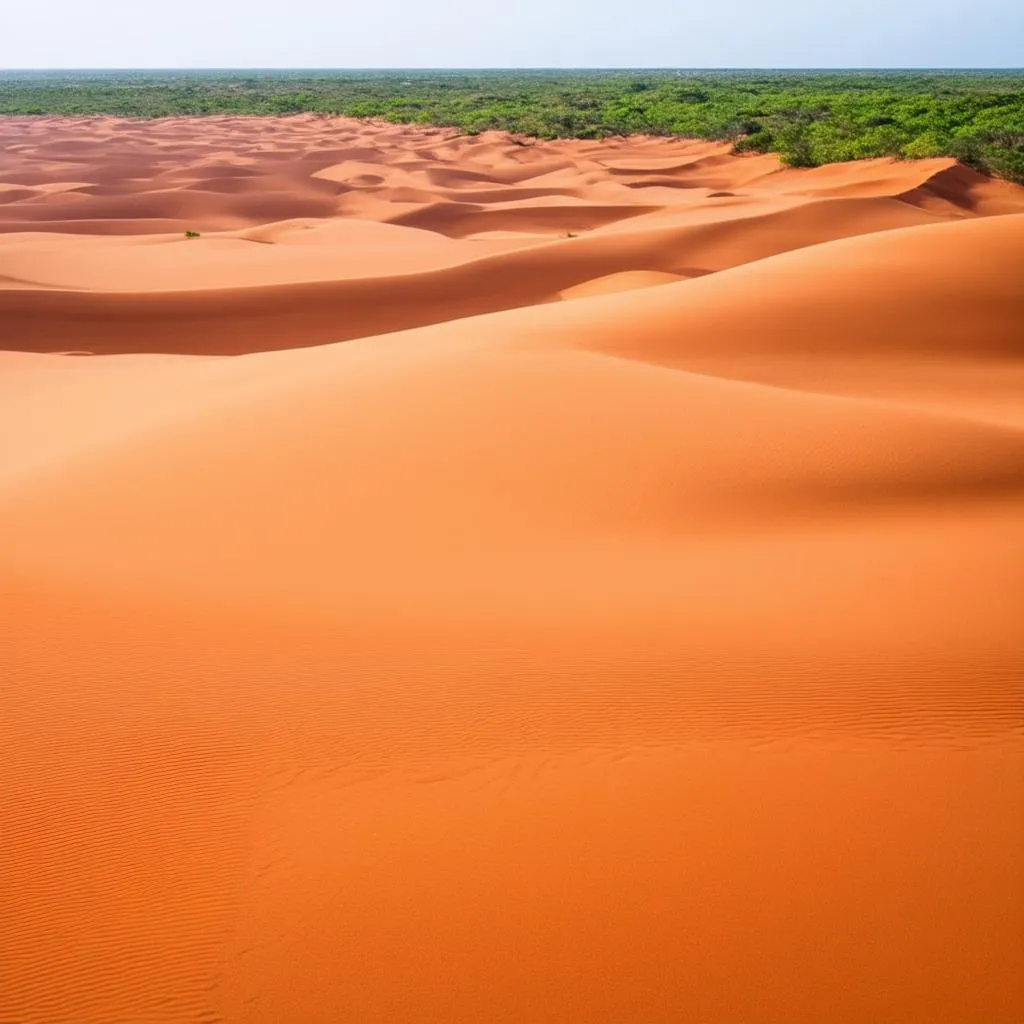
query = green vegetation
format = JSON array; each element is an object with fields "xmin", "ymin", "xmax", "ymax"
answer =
[
  {"xmin": 2, "ymin": 69, "xmax": 1022, "ymax": 180},
  {"xmin": 184, "ymin": 230, "xmax": 201, "ymax": 238}
]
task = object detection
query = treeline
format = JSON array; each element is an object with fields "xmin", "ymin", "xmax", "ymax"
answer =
[{"xmin": 2, "ymin": 69, "xmax": 1022, "ymax": 181}]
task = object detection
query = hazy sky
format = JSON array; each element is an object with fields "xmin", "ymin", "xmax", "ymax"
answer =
[{"xmin": 3, "ymin": 0, "xmax": 1021, "ymax": 69}]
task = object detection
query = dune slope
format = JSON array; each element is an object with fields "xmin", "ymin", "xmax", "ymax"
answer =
[{"xmin": 1, "ymin": 116, "xmax": 1023, "ymax": 1024}]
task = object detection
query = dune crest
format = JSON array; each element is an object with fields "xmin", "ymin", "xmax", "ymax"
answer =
[{"xmin": 2, "ymin": 116, "xmax": 1023, "ymax": 1024}]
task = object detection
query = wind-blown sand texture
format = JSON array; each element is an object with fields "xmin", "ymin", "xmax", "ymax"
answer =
[{"xmin": 2, "ymin": 114, "xmax": 1023, "ymax": 1024}]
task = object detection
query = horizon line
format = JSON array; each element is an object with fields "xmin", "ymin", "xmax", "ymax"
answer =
[{"xmin": 3, "ymin": 65, "xmax": 1023, "ymax": 72}]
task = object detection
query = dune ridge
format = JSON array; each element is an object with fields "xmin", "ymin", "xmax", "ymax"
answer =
[{"xmin": 1, "ymin": 115, "xmax": 1023, "ymax": 1024}]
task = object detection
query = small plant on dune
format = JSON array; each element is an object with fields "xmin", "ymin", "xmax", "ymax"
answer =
[
  {"xmin": 564, "ymin": 231, "xmax": 578, "ymax": 239},
  {"xmin": 184, "ymin": 230, "xmax": 201, "ymax": 239}
]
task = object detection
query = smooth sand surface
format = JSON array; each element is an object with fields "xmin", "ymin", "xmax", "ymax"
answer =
[{"xmin": 1, "ymin": 115, "xmax": 1023, "ymax": 1023}]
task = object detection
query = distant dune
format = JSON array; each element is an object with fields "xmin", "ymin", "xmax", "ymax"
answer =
[{"xmin": 1, "ymin": 115, "xmax": 1022, "ymax": 1024}]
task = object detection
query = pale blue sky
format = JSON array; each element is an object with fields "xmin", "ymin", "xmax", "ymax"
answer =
[{"xmin": 2, "ymin": 0, "xmax": 1021, "ymax": 68}]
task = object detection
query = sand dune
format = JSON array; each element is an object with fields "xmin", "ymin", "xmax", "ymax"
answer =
[{"xmin": 1, "ymin": 115, "xmax": 1023, "ymax": 1024}]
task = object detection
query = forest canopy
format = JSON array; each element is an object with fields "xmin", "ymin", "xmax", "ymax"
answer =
[{"xmin": 2, "ymin": 69, "xmax": 1022, "ymax": 181}]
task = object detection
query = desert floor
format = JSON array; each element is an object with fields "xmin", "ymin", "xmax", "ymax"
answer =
[{"xmin": 2, "ymin": 115, "xmax": 1023, "ymax": 1023}]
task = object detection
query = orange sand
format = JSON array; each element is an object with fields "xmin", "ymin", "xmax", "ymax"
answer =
[{"xmin": 1, "ymin": 115, "xmax": 1023, "ymax": 1024}]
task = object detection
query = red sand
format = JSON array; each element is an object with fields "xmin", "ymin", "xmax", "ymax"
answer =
[{"xmin": 1, "ymin": 115, "xmax": 1023, "ymax": 1024}]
